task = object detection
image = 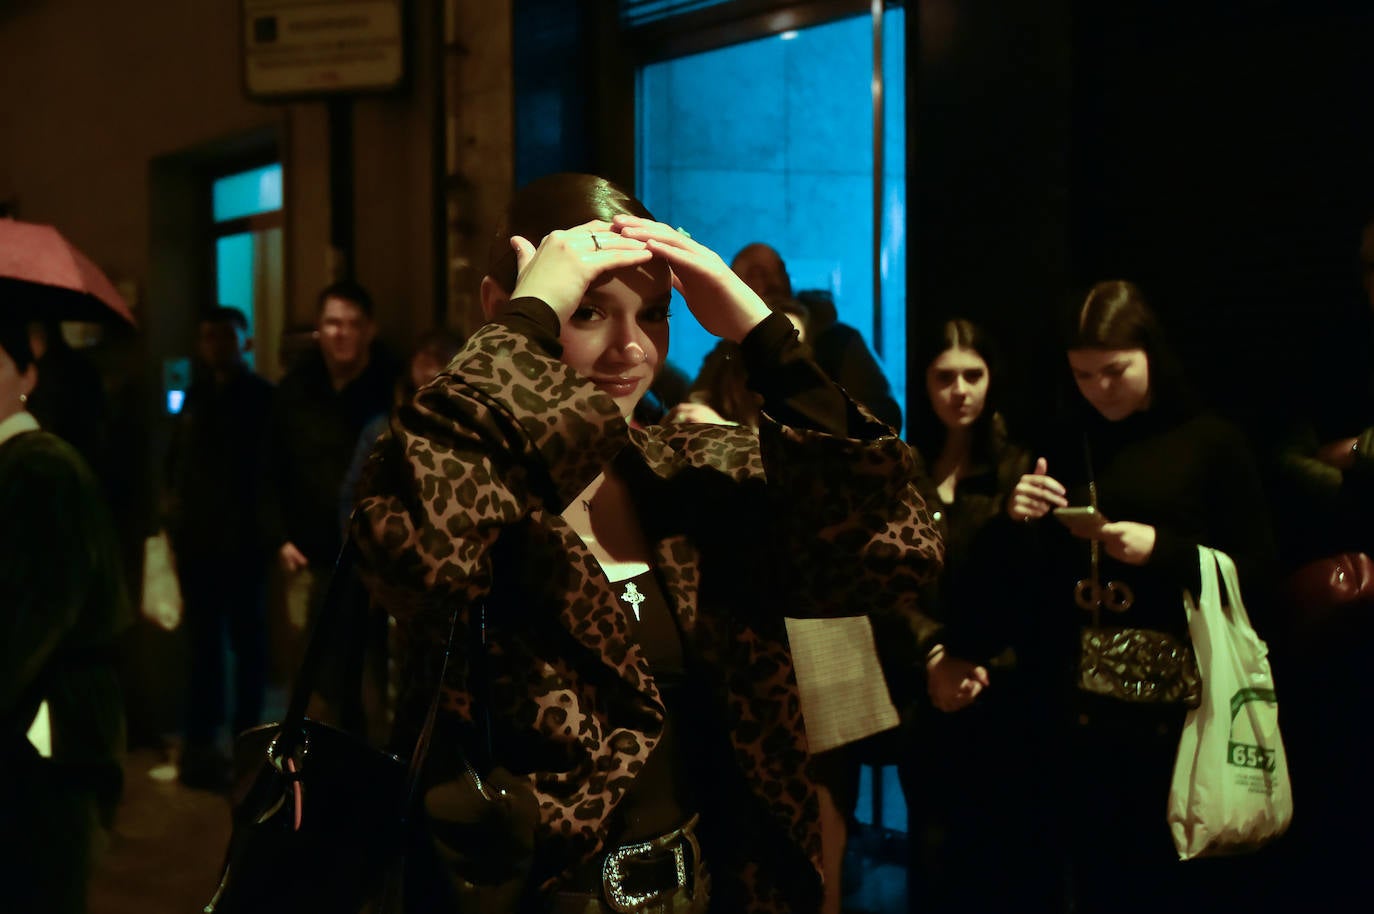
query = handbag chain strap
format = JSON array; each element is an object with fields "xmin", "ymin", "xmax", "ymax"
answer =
[
  {"xmin": 404, "ymin": 598, "xmax": 465, "ymax": 808},
  {"xmin": 1072, "ymin": 439, "xmax": 1135, "ymax": 624}
]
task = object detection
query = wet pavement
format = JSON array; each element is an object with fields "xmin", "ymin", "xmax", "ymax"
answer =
[
  {"xmin": 87, "ymin": 747, "xmax": 904, "ymax": 914},
  {"xmin": 89, "ymin": 746, "xmax": 231, "ymax": 914}
]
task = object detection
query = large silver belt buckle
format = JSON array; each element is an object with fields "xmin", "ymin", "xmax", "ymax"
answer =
[{"xmin": 601, "ymin": 838, "xmax": 688, "ymax": 913}]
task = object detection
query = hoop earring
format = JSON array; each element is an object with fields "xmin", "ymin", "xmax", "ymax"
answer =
[{"xmin": 18, "ymin": 393, "xmax": 27, "ymax": 405}]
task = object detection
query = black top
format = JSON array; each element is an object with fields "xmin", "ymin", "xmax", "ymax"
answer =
[
  {"xmin": 869, "ymin": 438, "xmax": 1028, "ymax": 707},
  {"xmin": 948, "ymin": 408, "xmax": 1277, "ymax": 688},
  {"xmin": 495, "ymin": 296, "xmax": 883, "ymax": 845},
  {"xmin": 912, "ymin": 439, "xmax": 1032, "ymax": 624},
  {"xmin": 166, "ymin": 368, "xmax": 274, "ymax": 557},
  {"xmin": 259, "ymin": 346, "xmax": 399, "ymax": 565},
  {"xmin": 606, "ymin": 567, "xmax": 693, "ymax": 841}
]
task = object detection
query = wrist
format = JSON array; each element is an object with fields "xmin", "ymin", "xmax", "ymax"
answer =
[
  {"xmin": 726, "ymin": 305, "xmax": 772, "ymax": 344},
  {"xmin": 510, "ymin": 282, "xmax": 575, "ymax": 323}
]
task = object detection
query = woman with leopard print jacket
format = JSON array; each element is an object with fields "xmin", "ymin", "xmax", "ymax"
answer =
[{"xmin": 350, "ymin": 173, "xmax": 943, "ymax": 914}]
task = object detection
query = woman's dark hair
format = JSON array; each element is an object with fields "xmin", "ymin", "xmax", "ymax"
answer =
[
  {"xmin": 909, "ymin": 318, "xmax": 1006, "ymax": 467},
  {"xmin": 486, "ymin": 173, "xmax": 654, "ymax": 293},
  {"xmin": 0, "ymin": 317, "xmax": 35, "ymax": 371},
  {"xmin": 1063, "ymin": 280, "xmax": 1195, "ymax": 418}
]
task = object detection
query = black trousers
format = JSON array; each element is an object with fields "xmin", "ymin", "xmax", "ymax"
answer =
[{"xmin": 179, "ymin": 552, "xmax": 269, "ymax": 745}]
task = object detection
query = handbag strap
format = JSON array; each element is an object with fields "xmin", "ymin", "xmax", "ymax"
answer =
[
  {"xmin": 276, "ymin": 537, "xmax": 362, "ymax": 732},
  {"xmin": 274, "ymin": 531, "xmax": 466, "ymax": 800}
]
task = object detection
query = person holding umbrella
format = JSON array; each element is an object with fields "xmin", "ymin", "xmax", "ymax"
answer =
[{"xmin": 0, "ymin": 219, "xmax": 135, "ymax": 913}]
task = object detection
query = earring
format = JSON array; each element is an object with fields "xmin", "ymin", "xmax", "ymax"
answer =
[{"xmin": 18, "ymin": 393, "xmax": 27, "ymax": 405}]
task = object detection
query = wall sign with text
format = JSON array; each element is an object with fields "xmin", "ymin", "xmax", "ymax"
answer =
[{"xmin": 243, "ymin": 0, "xmax": 405, "ymax": 98}]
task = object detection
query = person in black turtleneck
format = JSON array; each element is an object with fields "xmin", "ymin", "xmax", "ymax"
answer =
[{"xmin": 927, "ymin": 281, "xmax": 1277, "ymax": 914}]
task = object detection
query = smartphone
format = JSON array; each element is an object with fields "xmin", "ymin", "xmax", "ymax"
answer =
[{"xmin": 1053, "ymin": 505, "xmax": 1110, "ymax": 536}]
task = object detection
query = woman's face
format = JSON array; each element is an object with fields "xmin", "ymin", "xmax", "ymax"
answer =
[
  {"xmin": 926, "ymin": 346, "xmax": 989, "ymax": 431},
  {"xmin": 559, "ymin": 259, "xmax": 672, "ymax": 419},
  {"xmin": 1067, "ymin": 347, "xmax": 1150, "ymax": 420},
  {"xmin": 0, "ymin": 343, "xmax": 36, "ymax": 424}
]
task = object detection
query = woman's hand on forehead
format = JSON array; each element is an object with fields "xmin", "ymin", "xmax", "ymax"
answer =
[
  {"xmin": 611, "ymin": 215, "xmax": 771, "ymax": 343},
  {"xmin": 509, "ymin": 219, "xmax": 654, "ymax": 322}
]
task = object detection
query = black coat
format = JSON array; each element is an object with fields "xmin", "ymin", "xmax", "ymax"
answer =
[
  {"xmin": 166, "ymin": 368, "xmax": 274, "ymax": 559},
  {"xmin": 260, "ymin": 347, "xmax": 398, "ymax": 565},
  {"xmin": 950, "ymin": 407, "xmax": 1277, "ymax": 690}
]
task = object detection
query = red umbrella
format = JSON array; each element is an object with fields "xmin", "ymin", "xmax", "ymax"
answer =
[{"xmin": 0, "ymin": 219, "xmax": 137, "ymax": 326}]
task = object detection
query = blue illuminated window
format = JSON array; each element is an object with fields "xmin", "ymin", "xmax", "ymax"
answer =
[
  {"xmin": 637, "ymin": 10, "xmax": 907, "ymax": 419},
  {"xmin": 213, "ymin": 164, "xmax": 284, "ymax": 223}
]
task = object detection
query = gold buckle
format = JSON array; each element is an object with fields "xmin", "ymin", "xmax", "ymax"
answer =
[{"xmin": 600, "ymin": 839, "xmax": 687, "ymax": 913}]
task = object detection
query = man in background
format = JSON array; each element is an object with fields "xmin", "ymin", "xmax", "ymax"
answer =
[
  {"xmin": 165, "ymin": 306, "xmax": 273, "ymax": 788},
  {"xmin": 259, "ymin": 280, "xmax": 398, "ymax": 696}
]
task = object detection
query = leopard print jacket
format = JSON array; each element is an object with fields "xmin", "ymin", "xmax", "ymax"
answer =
[{"xmin": 351, "ymin": 319, "xmax": 943, "ymax": 912}]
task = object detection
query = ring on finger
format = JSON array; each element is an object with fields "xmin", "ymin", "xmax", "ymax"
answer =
[{"xmin": 590, "ymin": 232, "xmax": 602, "ymax": 251}]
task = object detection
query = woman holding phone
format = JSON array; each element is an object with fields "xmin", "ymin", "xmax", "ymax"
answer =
[{"xmin": 928, "ymin": 281, "xmax": 1276, "ymax": 914}]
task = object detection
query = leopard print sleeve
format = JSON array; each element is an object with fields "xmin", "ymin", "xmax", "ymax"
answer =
[
  {"xmin": 349, "ymin": 321, "xmax": 629, "ymax": 619},
  {"xmin": 756, "ymin": 408, "xmax": 945, "ymax": 621}
]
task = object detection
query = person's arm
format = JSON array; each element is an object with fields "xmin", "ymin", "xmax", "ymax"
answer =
[
  {"xmin": 256, "ymin": 388, "xmax": 291, "ymax": 555},
  {"xmin": 339, "ymin": 413, "xmax": 389, "ymax": 536},
  {"xmin": 736, "ymin": 317, "xmax": 944, "ymax": 648},
  {"xmin": 830, "ymin": 329, "xmax": 904, "ymax": 432},
  {"xmin": 740, "ymin": 312, "xmax": 874, "ymax": 438},
  {"xmin": 1275, "ymin": 419, "xmax": 1344, "ymax": 506},
  {"xmin": 1146, "ymin": 421, "xmax": 1278, "ymax": 626},
  {"xmin": 351, "ymin": 304, "xmax": 627, "ymax": 623}
]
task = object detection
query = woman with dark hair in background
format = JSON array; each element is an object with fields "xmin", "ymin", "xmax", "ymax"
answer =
[
  {"xmin": 888, "ymin": 318, "xmax": 1031, "ymax": 913},
  {"xmin": 0, "ymin": 316, "xmax": 130, "ymax": 914},
  {"xmin": 928, "ymin": 281, "xmax": 1276, "ymax": 913},
  {"xmin": 349, "ymin": 173, "xmax": 942, "ymax": 913}
]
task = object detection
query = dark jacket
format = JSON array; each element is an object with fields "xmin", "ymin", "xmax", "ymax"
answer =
[
  {"xmin": 1, "ymin": 422, "xmax": 130, "ymax": 914},
  {"xmin": 166, "ymin": 368, "xmax": 274, "ymax": 558},
  {"xmin": 871, "ymin": 434, "xmax": 1029, "ymax": 711},
  {"xmin": 351, "ymin": 302, "xmax": 942, "ymax": 912},
  {"xmin": 950, "ymin": 408, "xmax": 1277, "ymax": 691},
  {"xmin": 260, "ymin": 346, "xmax": 398, "ymax": 565},
  {"xmin": 810, "ymin": 322, "xmax": 903, "ymax": 433}
]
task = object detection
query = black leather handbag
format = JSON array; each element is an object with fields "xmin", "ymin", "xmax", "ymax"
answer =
[{"xmin": 202, "ymin": 540, "xmax": 519, "ymax": 914}]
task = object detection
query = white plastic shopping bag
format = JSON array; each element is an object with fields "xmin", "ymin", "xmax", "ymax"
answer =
[
  {"xmin": 1168, "ymin": 546, "xmax": 1292, "ymax": 859},
  {"xmin": 141, "ymin": 530, "xmax": 183, "ymax": 631}
]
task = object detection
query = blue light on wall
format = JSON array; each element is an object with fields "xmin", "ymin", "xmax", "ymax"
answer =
[
  {"xmin": 213, "ymin": 163, "xmax": 283, "ymax": 223},
  {"xmin": 637, "ymin": 10, "xmax": 907, "ymax": 420}
]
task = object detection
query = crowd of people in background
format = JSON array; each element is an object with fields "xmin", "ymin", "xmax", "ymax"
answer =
[{"xmin": 6, "ymin": 180, "xmax": 1374, "ymax": 914}]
